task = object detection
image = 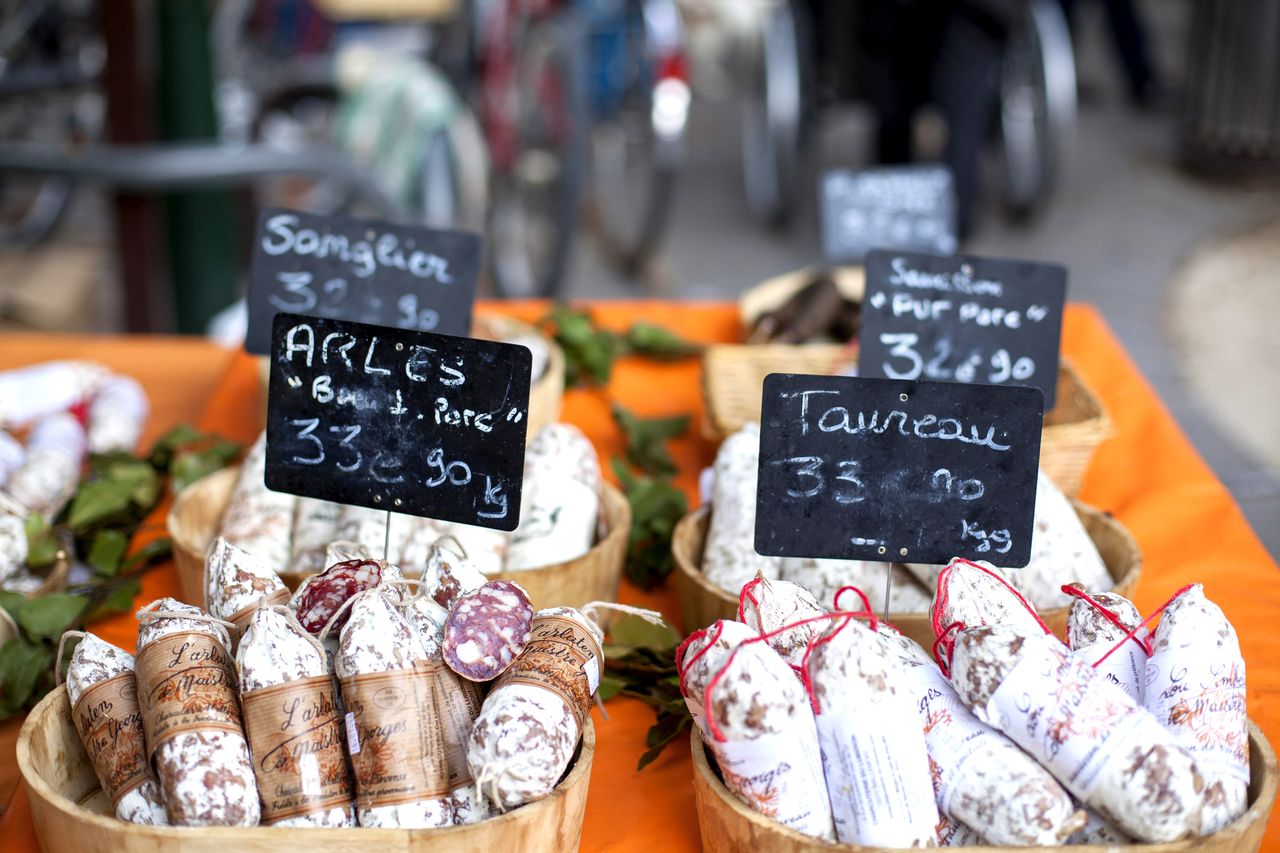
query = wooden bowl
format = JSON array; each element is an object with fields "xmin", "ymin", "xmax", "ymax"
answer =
[
  {"xmin": 671, "ymin": 499, "xmax": 1141, "ymax": 648},
  {"xmin": 169, "ymin": 465, "xmax": 631, "ymax": 612},
  {"xmin": 17, "ymin": 684, "xmax": 593, "ymax": 852},
  {"xmin": 254, "ymin": 314, "xmax": 564, "ymax": 448},
  {"xmin": 691, "ymin": 722, "xmax": 1277, "ymax": 852}
]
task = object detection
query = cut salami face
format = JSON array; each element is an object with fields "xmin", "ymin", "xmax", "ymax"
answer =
[
  {"xmin": 292, "ymin": 559, "xmax": 403, "ymax": 635},
  {"xmin": 442, "ymin": 580, "xmax": 534, "ymax": 682}
]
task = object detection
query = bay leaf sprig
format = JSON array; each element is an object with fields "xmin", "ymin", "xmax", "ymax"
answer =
[
  {"xmin": 611, "ymin": 460, "xmax": 687, "ymax": 590},
  {"xmin": 541, "ymin": 305, "xmax": 701, "ymax": 389},
  {"xmin": 599, "ymin": 613, "xmax": 693, "ymax": 770}
]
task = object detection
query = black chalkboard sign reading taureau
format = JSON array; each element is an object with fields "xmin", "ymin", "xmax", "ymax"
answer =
[
  {"xmin": 265, "ymin": 312, "xmax": 531, "ymax": 530},
  {"xmin": 755, "ymin": 374, "xmax": 1044, "ymax": 567},
  {"xmin": 859, "ymin": 250, "xmax": 1067, "ymax": 408},
  {"xmin": 820, "ymin": 165, "xmax": 957, "ymax": 262},
  {"xmin": 245, "ymin": 208, "xmax": 481, "ymax": 355}
]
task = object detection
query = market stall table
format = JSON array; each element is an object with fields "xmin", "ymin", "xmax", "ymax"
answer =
[{"xmin": 1, "ymin": 303, "xmax": 1277, "ymax": 851}]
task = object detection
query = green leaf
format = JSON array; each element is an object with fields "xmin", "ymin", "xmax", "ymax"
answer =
[
  {"xmin": 171, "ymin": 440, "xmax": 241, "ymax": 492},
  {"xmin": 597, "ymin": 674, "xmax": 626, "ymax": 703},
  {"xmin": 87, "ymin": 529, "xmax": 129, "ymax": 576},
  {"xmin": 607, "ymin": 613, "xmax": 680, "ymax": 654},
  {"xmin": 0, "ymin": 638, "xmax": 50, "ymax": 716},
  {"xmin": 623, "ymin": 322, "xmax": 701, "ymax": 360},
  {"xmin": 17, "ymin": 594, "xmax": 87, "ymax": 639},
  {"xmin": 612, "ymin": 466, "xmax": 688, "ymax": 589},
  {"xmin": 84, "ymin": 577, "xmax": 141, "ymax": 623},
  {"xmin": 66, "ymin": 479, "xmax": 135, "ymax": 531},
  {"xmin": 0, "ymin": 591, "xmax": 25, "ymax": 622},
  {"xmin": 637, "ymin": 712, "xmax": 690, "ymax": 771},
  {"xmin": 611, "ymin": 403, "xmax": 689, "ymax": 477},
  {"xmin": 542, "ymin": 305, "xmax": 623, "ymax": 388},
  {"xmin": 146, "ymin": 423, "xmax": 203, "ymax": 468},
  {"xmin": 24, "ymin": 514, "xmax": 61, "ymax": 567},
  {"xmin": 120, "ymin": 538, "xmax": 172, "ymax": 573}
]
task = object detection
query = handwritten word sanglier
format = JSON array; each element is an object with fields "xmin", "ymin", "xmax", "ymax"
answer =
[
  {"xmin": 780, "ymin": 389, "xmax": 1014, "ymax": 451},
  {"xmin": 261, "ymin": 213, "xmax": 453, "ymax": 282}
]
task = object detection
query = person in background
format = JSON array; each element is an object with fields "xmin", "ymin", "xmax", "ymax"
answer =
[{"xmin": 1058, "ymin": 0, "xmax": 1165, "ymax": 108}]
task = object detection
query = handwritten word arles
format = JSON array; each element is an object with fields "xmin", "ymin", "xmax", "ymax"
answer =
[
  {"xmin": 755, "ymin": 374, "xmax": 1043, "ymax": 566},
  {"xmin": 265, "ymin": 313, "xmax": 531, "ymax": 530},
  {"xmin": 246, "ymin": 208, "xmax": 481, "ymax": 355},
  {"xmin": 860, "ymin": 249, "xmax": 1067, "ymax": 407}
]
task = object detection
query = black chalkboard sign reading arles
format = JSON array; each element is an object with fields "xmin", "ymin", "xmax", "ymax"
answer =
[
  {"xmin": 264, "ymin": 312, "xmax": 531, "ymax": 531},
  {"xmin": 820, "ymin": 165, "xmax": 958, "ymax": 262},
  {"xmin": 245, "ymin": 208, "xmax": 481, "ymax": 355},
  {"xmin": 755, "ymin": 374, "xmax": 1044, "ymax": 567},
  {"xmin": 859, "ymin": 249, "xmax": 1067, "ymax": 408}
]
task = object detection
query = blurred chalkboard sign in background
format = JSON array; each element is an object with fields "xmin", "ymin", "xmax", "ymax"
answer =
[{"xmin": 820, "ymin": 165, "xmax": 958, "ymax": 262}]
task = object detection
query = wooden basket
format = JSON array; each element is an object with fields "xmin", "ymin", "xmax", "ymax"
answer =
[
  {"xmin": 691, "ymin": 722, "xmax": 1277, "ymax": 853},
  {"xmin": 168, "ymin": 465, "xmax": 631, "ymax": 612},
  {"xmin": 701, "ymin": 348, "xmax": 1111, "ymax": 497},
  {"xmin": 671, "ymin": 499, "xmax": 1141, "ymax": 648},
  {"xmin": 17, "ymin": 684, "xmax": 593, "ymax": 853},
  {"xmin": 254, "ymin": 314, "xmax": 564, "ymax": 448}
]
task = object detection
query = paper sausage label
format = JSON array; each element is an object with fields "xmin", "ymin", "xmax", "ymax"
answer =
[
  {"xmin": 493, "ymin": 615, "xmax": 603, "ymax": 729},
  {"xmin": 71, "ymin": 672, "xmax": 151, "ymax": 806},
  {"xmin": 135, "ymin": 630, "xmax": 242, "ymax": 757},
  {"xmin": 242, "ymin": 674, "xmax": 353, "ymax": 823},
  {"xmin": 341, "ymin": 661, "xmax": 450, "ymax": 809}
]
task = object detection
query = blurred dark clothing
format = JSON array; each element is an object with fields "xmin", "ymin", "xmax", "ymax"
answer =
[{"xmin": 1059, "ymin": 0, "xmax": 1160, "ymax": 105}]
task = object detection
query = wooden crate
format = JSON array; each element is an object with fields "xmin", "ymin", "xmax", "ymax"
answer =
[{"xmin": 671, "ymin": 499, "xmax": 1141, "ymax": 647}]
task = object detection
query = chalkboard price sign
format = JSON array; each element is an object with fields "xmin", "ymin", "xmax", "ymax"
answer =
[
  {"xmin": 755, "ymin": 373, "xmax": 1044, "ymax": 567},
  {"xmin": 859, "ymin": 249, "xmax": 1067, "ymax": 408},
  {"xmin": 264, "ymin": 312, "xmax": 531, "ymax": 530},
  {"xmin": 245, "ymin": 208, "xmax": 481, "ymax": 355},
  {"xmin": 820, "ymin": 165, "xmax": 957, "ymax": 262}
]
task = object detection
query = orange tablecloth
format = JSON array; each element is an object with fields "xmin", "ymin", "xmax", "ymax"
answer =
[{"xmin": 2, "ymin": 303, "xmax": 1278, "ymax": 851}]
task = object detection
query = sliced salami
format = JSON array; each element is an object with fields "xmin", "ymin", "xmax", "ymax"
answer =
[
  {"xmin": 442, "ymin": 580, "xmax": 534, "ymax": 682},
  {"xmin": 292, "ymin": 559, "xmax": 403, "ymax": 635}
]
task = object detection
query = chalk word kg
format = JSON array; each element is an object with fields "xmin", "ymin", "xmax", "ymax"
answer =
[
  {"xmin": 265, "ymin": 312, "xmax": 531, "ymax": 529},
  {"xmin": 755, "ymin": 373, "xmax": 1044, "ymax": 566},
  {"xmin": 860, "ymin": 249, "xmax": 1067, "ymax": 407},
  {"xmin": 245, "ymin": 208, "xmax": 481, "ymax": 355}
]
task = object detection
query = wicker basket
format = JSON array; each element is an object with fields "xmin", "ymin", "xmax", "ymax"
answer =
[
  {"xmin": 738, "ymin": 266, "xmax": 866, "ymax": 331},
  {"xmin": 701, "ymin": 347, "xmax": 1111, "ymax": 497},
  {"xmin": 168, "ymin": 465, "xmax": 630, "ymax": 612},
  {"xmin": 690, "ymin": 722, "xmax": 1277, "ymax": 853},
  {"xmin": 671, "ymin": 499, "xmax": 1141, "ymax": 649},
  {"xmin": 254, "ymin": 314, "xmax": 564, "ymax": 448},
  {"xmin": 17, "ymin": 684, "xmax": 593, "ymax": 853}
]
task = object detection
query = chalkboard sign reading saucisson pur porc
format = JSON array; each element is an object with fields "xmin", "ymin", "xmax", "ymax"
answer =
[
  {"xmin": 755, "ymin": 374, "xmax": 1044, "ymax": 567},
  {"xmin": 264, "ymin": 312, "xmax": 530, "ymax": 530},
  {"xmin": 820, "ymin": 165, "xmax": 958, "ymax": 262},
  {"xmin": 245, "ymin": 208, "xmax": 481, "ymax": 355},
  {"xmin": 858, "ymin": 249, "xmax": 1067, "ymax": 408}
]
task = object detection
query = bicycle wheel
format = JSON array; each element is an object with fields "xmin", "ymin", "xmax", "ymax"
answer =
[
  {"xmin": 486, "ymin": 11, "xmax": 587, "ymax": 300},
  {"xmin": 998, "ymin": 0, "xmax": 1076, "ymax": 220},
  {"xmin": 585, "ymin": 0, "xmax": 686, "ymax": 275},
  {"xmin": 740, "ymin": 0, "xmax": 810, "ymax": 229}
]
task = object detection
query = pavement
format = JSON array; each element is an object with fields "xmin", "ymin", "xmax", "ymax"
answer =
[{"xmin": 564, "ymin": 2, "xmax": 1280, "ymax": 559}]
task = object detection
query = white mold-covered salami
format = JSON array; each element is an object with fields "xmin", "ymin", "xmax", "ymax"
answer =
[
  {"xmin": 677, "ymin": 619, "xmax": 760, "ymax": 736},
  {"xmin": 949, "ymin": 624, "xmax": 1205, "ymax": 842},
  {"xmin": 783, "ymin": 558, "xmax": 930, "ymax": 612},
  {"xmin": 219, "ymin": 433, "xmax": 296, "ymax": 572},
  {"xmin": 438, "ymin": 521, "xmax": 508, "ymax": 575},
  {"xmin": 395, "ymin": 516, "xmax": 449, "ymax": 577},
  {"xmin": 323, "ymin": 540, "xmax": 372, "ymax": 567},
  {"xmin": 1145, "ymin": 584, "xmax": 1248, "ymax": 834},
  {"xmin": 5, "ymin": 413, "xmax": 85, "ymax": 518},
  {"xmin": 236, "ymin": 607, "xmax": 355, "ymax": 827},
  {"xmin": 0, "ymin": 360, "xmax": 106, "ymax": 428},
  {"xmin": 334, "ymin": 504, "xmax": 417, "ymax": 560},
  {"xmin": 288, "ymin": 498, "xmax": 343, "ymax": 577},
  {"xmin": 86, "ymin": 374, "xmax": 148, "ymax": 454},
  {"xmin": 0, "ymin": 511, "xmax": 28, "ymax": 585},
  {"xmin": 931, "ymin": 558, "xmax": 1047, "ymax": 663},
  {"xmin": 876, "ymin": 623, "xmax": 1085, "ymax": 845},
  {"xmin": 704, "ymin": 423, "xmax": 784, "ymax": 591},
  {"xmin": 703, "ymin": 632, "xmax": 835, "ymax": 841},
  {"xmin": 64, "ymin": 633, "xmax": 167, "ymax": 825},
  {"xmin": 497, "ymin": 330, "xmax": 549, "ymax": 383},
  {"xmin": 135, "ymin": 599, "xmax": 260, "ymax": 827},
  {"xmin": 1067, "ymin": 588, "xmax": 1147, "ymax": 703},
  {"xmin": 468, "ymin": 606, "xmax": 603, "ymax": 811},
  {"xmin": 506, "ymin": 424, "xmax": 600, "ymax": 571},
  {"xmin": 1070, "ymin": 808, "xmax": 1134, "ymax": 844},
  {"xmin": 336, "ymin": 591, "xmax": 453, "ymax": 828},
  {"xmin": 442, "ymin": 580, "xmax": 534, "ymax": 681},
  {"xmin": 422, "ymin": 538, "xmax": 488, "ymax": 609},
  {"xmin": 0, "ymin": 430, "xmax": 26, "ymax": 488},
  {"xmin": 806, "ymin": 618, "xmax": 938, "ymax": 846},
  {"xmin": 204, "ymin": 536, "xmax": 289, "ymax": 640},
  {"xmin": 937, "ymin": 814, "xmax": 983, "ymax": 846},
  {"xmin": 736, "ymin": 577, "xmax": 825, "ymax": 669},
  {"xmin": 1012, "ymin": 470, "xmax": 1112, "ymax": 609}
]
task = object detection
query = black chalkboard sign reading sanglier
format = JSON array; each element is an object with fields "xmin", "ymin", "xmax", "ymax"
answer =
[
  {"xmin": 265, "ymin": 312, "xmax": 530, "ymax": 530},
  {"xmin": 859, "ymin": 250, "xmax": 1067, "ymax": 408},
  {"xmin": 245, "ymin": 208, "xmax": 481, "ymax": 355},
  {"xmin": 755, "ymin": 374, "xmax": 1044, "ymax": 567},
  {"xmin": 820, "ymin": 165, "xmax": 957, "ymax": 262}
]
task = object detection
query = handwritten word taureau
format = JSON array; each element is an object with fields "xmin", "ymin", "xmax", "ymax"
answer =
[{"xmin": 779, "ymin": 389, "xmax": 1014, "ymax": 452}]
